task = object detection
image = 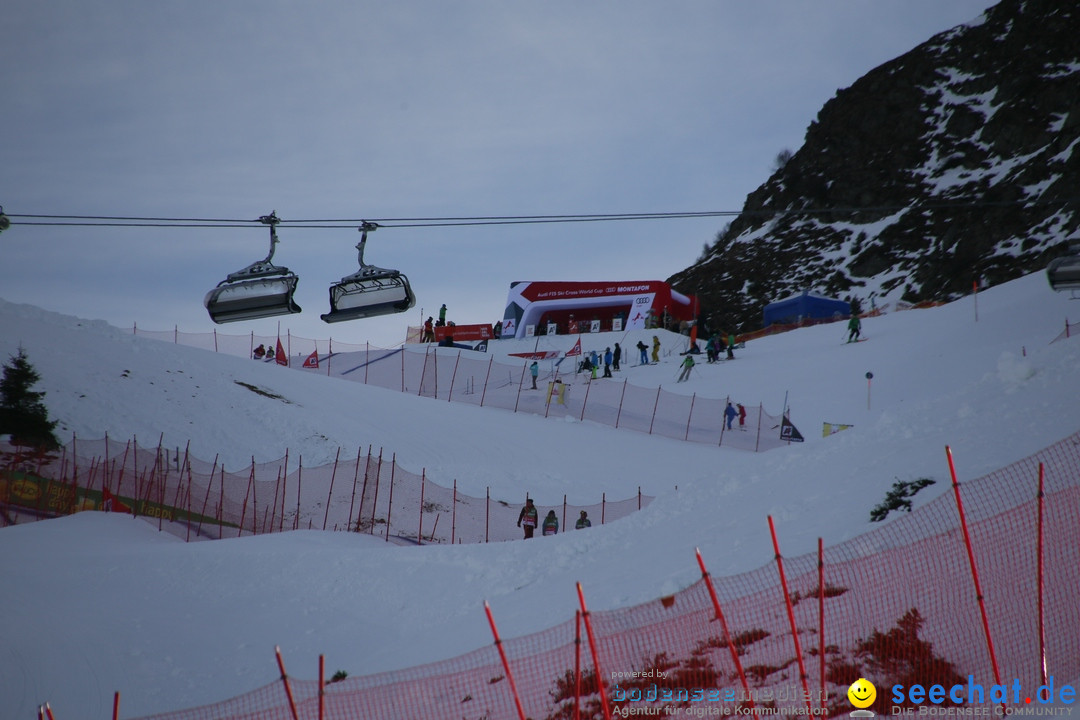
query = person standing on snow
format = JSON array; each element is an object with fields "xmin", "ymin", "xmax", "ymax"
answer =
[
  {"xmin": 603, "ymin": 347, "xmax": 613, "ymax": 378},
  {"xmin": 677, "ymin": 354, "xmax": 695, "ymax": 382},
  {"xmin": 542, "ymin": 510, "xmax": 559, "ymax": 536},
  {"xmin": 517, "ymin": 499, "xmax": 538, "ymax": 539},
  {"xmin": 575, "ymin": 511, "xmax": 592, "ymax": 529},
  {"xmin": 737, "ymin": 403, "xmax": 747, "ymax": 429},
  {"xmin": 612, "ymin": 343, "xmax": 621, "ymax": 371},
  {"xmin": 530, "ymin": 361, "xmax": 539, "ymax": 389},
  {"xmin": 725, "ymin": 402, "xmax": 738, "ymax": 430},
  {"xmin": 438, "ymin": 303, "xmax": 448, "ymax": 327},
  {"xmin": 652, "ymin": 336, "xmax": 661, "ymax": 364},
  {"xmin": 847, "ymin": 315, "xmax": 862, "ymax": 343},
  {"xmin": 637, "ymin": 340, "xmax": 648, "ymax": 365}
]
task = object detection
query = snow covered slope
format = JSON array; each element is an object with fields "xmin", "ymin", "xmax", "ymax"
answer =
[{"xmin": 1, "ymin": 271, "xmax": 1078, "ymax": 718}]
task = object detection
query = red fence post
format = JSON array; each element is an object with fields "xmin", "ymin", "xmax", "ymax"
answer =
[
  {"xmin": 274, "ymin": 645, "xmax": 300, "ymax": 720},
  {"xmin": 324, "ymin": 448, "xmax": 340, "ymax": 531},
  {"xmin": 767, "ymin": 516, "xmax": 812, "ymax": 715},
  {"xmin": 318, "ymin": 653, "xmax": 326, "ymax": 720},
  {"xmin": 945, "ymin": 446, "xmax": 1003, "ymax": 688},
  {"xmin": 574, "ymin": 610, "xmax": 582, "ymax": 720},
  {"xmin": 1036, "ymin": 462, "xmax": 1047, "ymax": 685},
  {"xmin": 684, "ymin": 393, "xmax": 696, "ymax": 441},
  {"xmin": 485, "ymin": 486, "xmax": 490, "ymax": 543},
  {"xmin": 695, "ymin": 549, "xmax": 755, "ymax": 710},
  {"xmin": 448, "ymin": 352, "xmax": 461, "ymax": 401},
  {"xmin": 452, "ymin": 478, "xmax": 458, "ymax": 545},
  {"xmin": 385, "ymin": 453, "xmax": 396, "ymax": 542},
  {"xmin": 484, "ymin": 601, "xmax": 528, "ymax": 720},
  {"xmin": 480, "ymin": 356, "xmax": 494, "ymax": 407},
  {"xmin": 648, "ymin": 386, "xmax": 661, "ymax": 435},
  {"xmin": 817, "ymin": 537, "xmax": 826, "ymax": 712},
  {"xmin": 418, "ymin": 469, "xmax": 426, "ymax": 545},
  {"xmin": 615, "ymin": 379, "xmax": 628, "ymax": 428},
  {"xmin": 113, "ymin": 691, "xmax": 120, "ymax": 720},
  {"xmin": 576, "ymin": 583, "xmax": 612, "ymax": 720}
]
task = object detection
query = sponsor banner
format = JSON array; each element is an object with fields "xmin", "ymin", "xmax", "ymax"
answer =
[
  {"xmin": 501, "ymin": 281, "xmax": 695, "ymax": 339},
  {"xmin": 434, "ymin": 324, "xmax": 494, "ymax": 342}
]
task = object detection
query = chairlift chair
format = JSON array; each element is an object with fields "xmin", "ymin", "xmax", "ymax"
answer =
[
  {"xmin": 204, "ymin": 212, "xmax": 302, "ymax": 323},
  {"xmin": 1046, "ymin": 242, "xmax": 1080, "ymax": 294},
  {"xmin": 321, "ymin": 222, "xmax": 416, "ymax": 323}
]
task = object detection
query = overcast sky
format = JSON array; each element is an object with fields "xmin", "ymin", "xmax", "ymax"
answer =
[{"xmin": 0, "ymin": 1, "xmax": 992, "ymax": 348}]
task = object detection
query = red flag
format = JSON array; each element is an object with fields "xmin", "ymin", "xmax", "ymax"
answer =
[
  {"xmin": 102, "ymin": 486, "xmax": 131, "ymax": 513},
  {"xmin": 302, "ymin": 349, "xmax": 319, "ymax": 369},
  {"xmin": 565, "ymin": 337, "xmax": 582, "ymax": 357},
  {"xmin": 275, "ymin": 338, "xmax": 288, "ymax": 366}
]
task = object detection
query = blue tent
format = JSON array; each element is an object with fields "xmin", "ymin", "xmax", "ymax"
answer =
[{"xmin": 763, "ymin": 290, "xmax": 850, "ymax": 327}]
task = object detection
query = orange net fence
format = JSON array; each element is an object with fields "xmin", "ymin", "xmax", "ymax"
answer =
[
  {"xmin": 0, "ymin": 438, "xmax": 650, "ymax": 544},
  {"xmin": 130, "ymin": 326, "xmax": 800, "ymax": 452},
  {"xmin": 55, "ymin": 429, "xmax": 1077, "ymax": 719}
]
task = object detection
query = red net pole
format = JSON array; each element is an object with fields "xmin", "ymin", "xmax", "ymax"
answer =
[
  {"xmin": 576, "ymin": 583, "xmax": 612, "ymax": 720},
  {"xmin": 485, "ymin": 487, "xmax": 490, "ymax": 543},
  {"xmin": 648, "ymin": 386, "xmax": 661, "ymax": 435},
  {"xmin": 452, "ymin": 478, "xmax": 458, "ymax": 545},
  {"xmin": 318, "ymin": 653, "xmax": 326, "ymax": 720},
  {"xmin": 448, "ymin": 352, "xmax": 461, "ymax": 402},
  {"xmin": 1036, "ymin": 461, "xmax": 1047, "ymax": 685},
  {"xmin": 575, "ymin": 610, "xmax": 582, "ymax": 720},
  {"xmin": 945, "ymin": 446, "xmax": 1003, "ymax": 687},
  {"xmin": 418, "ymin": 469, "xmax": 426, "ymax": 545},
  {"xmin": 324, "ymin": 447, "xmax": 340, "ymax": 531},
  {"xmin": 684, "ymin": 392, "xmax": 696, "ymax": 441},
  {"xmin": 817, "ymin": 537, "xmax": 826, "ymax": 712},
  {"xmin": 615, "ymin": 378, "xmax": 628, "ymax": 428},
  {"xmin": 484, "ymin": 601, "xmax": 528, "ymax": 720},
  {"xmin": 480, "ymin": 356, "xmax": 493, "ymax": 407},
  {"xmin": 113, "ymin": 691, "xmax": 120, "ymax": 720},
  {"xmin": 274, "ymin": 645, "xmax": 300, "ymax": 720},
  {"xmin": 767, "ymin": 516, "xmax": 812, "ymax": 715},
  {"xmin": 385, "ymin": 453, "xmax": 396, "ymax": 542},
  {"xmin": 695, "ymin": 548, "xmax": 754, "ymax": 710}
]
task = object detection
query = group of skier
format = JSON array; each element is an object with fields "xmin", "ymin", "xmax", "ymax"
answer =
[{"xmin": 516, "ymin": 498, "xmax": 592, "ymax": 539}]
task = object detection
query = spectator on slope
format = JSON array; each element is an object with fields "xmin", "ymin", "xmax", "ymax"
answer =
[
  {"xmin": 737, "ymin": 403, "xmax": 747, "ymax": 429},
  {"xmin": 437, "ymin": 303, "xmax": 448, "ymax": 327},
  {"xmin": 542, "ymin": 510, "xmax": 559, "ymax": 536},
  {"xmin": 575, "ymin": 511, "xmax": 592, "ymax": 530},
  {"xmin": 603, "ymin": 347, "xmax": 613, "ymax": 378},
  {"xmin": 652, "ymin": 336, "xmax": 661, "ymax": 364},
  {"xmin": 727, "ymin": 332, "xmax": 736, "ymax": 360},
  {"xmin": 530, "ymin": 361, "xmax": 539, "ymax": 390},
  {"xmin": 725, "ymin": 402, "xmax": 738, "ymax": 430},
  {"xmin": 517, "ymin": 498, "xmax": 538, "ymax": 539},
  {"xmin": 423, "ymin": 317, "xmax": 435, "ymax": 343},
  {"xmin": 637, "ymin": 340, "xmax": 648, "ymax": 366},
  {"xmin": 612, "ymin": 343, "xmax": 621, "ymax": 371},
  {"xmin": 253, "ymin": 344, "xmax": 266, "ymax": 360}
]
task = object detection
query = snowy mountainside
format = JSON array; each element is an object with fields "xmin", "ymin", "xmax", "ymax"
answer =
[
  {"xmin": 1, "ymin": 272, "xmax": 1079, "ymax": 717},
  {"xmin": 671, "ymin": 0, "xmax": 1080, "ymax": 335}
]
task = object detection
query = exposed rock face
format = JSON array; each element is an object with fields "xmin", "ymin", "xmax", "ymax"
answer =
[{"xmin": 670, "ymin": 0, "xmax": 1080, "ymax": 332}]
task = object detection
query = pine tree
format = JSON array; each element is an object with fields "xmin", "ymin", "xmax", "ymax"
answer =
[{"xmin": 0, "ymin": 348, "xmax": 60, "ymax": 450}]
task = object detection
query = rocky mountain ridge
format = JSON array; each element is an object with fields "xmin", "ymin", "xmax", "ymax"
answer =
[{"xmin": 670, "ymin": 0, "xmax": 1080, "ymax": 332}]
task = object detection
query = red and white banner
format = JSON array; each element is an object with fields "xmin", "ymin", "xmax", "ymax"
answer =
[
  {"xmin": 302, "ymin": 350, "xmax": 319, "ymax": 369},
  {"xmin": 275, "ymin": 338, "xmax": 288, "ymax": 366},
  {"xmin": 501, "ymin": 281, "xmax": 695, "ymax": 339},
  {"xmin": 565, "ymin": 337, "xmax": 582, "ymax": 357},
  {"xmin": 434, "ymin": 324, "xmax": 494, "ymax": 342}
]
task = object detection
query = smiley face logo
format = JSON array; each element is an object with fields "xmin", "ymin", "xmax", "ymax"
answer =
[{"xmin": 848, "ymin": 678, "xmax": 877, "ymax": 709}]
